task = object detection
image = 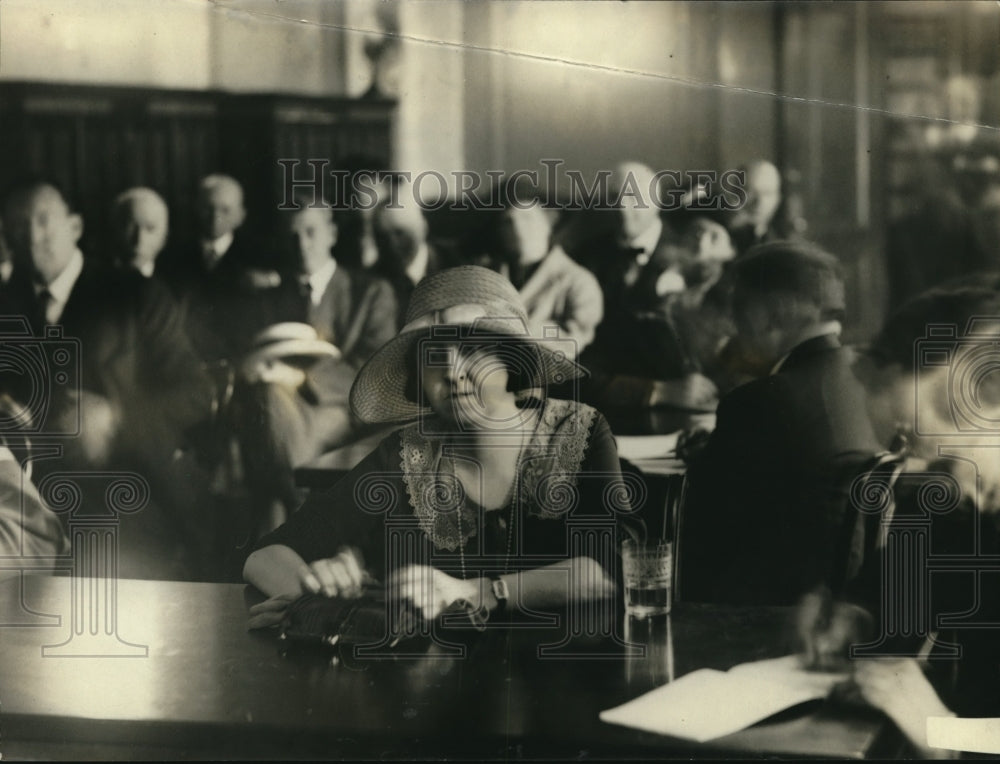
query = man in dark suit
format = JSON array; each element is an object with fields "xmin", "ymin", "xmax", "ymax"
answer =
[
  {"xmin": 572, "ymin": 162, "xmax": 721, "ymax": 410},
  {"xmin": 159, "ymin": 174, "xmax": 267, "ymax": 363},
  {"xmin": 235, "ymin": 196, "xmax": 398, "ymax": 534},
  {"xmin": 680, "ymin": 241, "xmax": 882, "ymax": 606},
  {"xmin": 0, "ymin": 180, "xmax": 218, "ymax": 580},
  {"xmin": 109, "ymin": 187, "xmax": 171, "ymax": 279}
]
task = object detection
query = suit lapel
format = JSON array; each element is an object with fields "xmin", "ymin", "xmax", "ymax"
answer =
[{"xmin": 320, "ymin": 266, "xmax": 351, "ymax": 347}]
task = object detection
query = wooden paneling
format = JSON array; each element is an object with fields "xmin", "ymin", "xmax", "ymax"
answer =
[{"xmin": 0, "ymin": 82, "xmax": 394, "ymax": 254}]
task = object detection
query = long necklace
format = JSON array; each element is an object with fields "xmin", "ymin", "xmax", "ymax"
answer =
[{"xmin": 454, "ymin": 407, "xmax": 538, "ymax": 581}]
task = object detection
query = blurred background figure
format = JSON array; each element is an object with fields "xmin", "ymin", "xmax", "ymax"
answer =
[
  {"xmin": 724, "ymin": 160, "xmax": 804, "ymax": 256},
  {"xmin": 370, "ymin": 183, "xmax": 453, "ymax": 323},
  {"xmin": 109, "ymin": 187, "xmax": 170, "ymax": 278},
  {"xmin": 0, "ymin": 179, "xmax": 218, "ymax": 581},
  {"xmin": 161, "ymin": 174, "xmax": 266, "ymax": 365},
  {"xmin": 468, "ymin": 178, "xmax": 603, "ymax": 358},
  {"xmin": 231, "ymin": 194, "xmax": 397, "ymax": 539},
  {"xmin": 888, "ymin": 143, "xmax": 1000, "ymax": 309},
  {"xmin": 571, "ymin": 161, "xmax": 723, "ymax": 410}
]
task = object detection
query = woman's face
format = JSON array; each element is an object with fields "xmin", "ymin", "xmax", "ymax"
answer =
[{"xmin": 420, "ymin": 341, "xmax": 513, "ymax": 428}]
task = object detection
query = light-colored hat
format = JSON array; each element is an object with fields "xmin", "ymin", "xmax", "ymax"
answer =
[
  {"xmin": 349, "ymin": 266, "xmax": 585, "ymax": 424},
  {"xmin": 242, "ymin": 322, "xmax": 340, "ymax": 371}
]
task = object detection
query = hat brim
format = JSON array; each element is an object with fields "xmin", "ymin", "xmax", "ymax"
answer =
[
  {"xmin": 349, "ymin": 321, "xmax": 586, "ymax": 425},
  {"xmin": 244, "ymin": 338, "xmax": 341, "ymax": 370}
]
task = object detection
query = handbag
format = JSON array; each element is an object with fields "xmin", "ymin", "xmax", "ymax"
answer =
[{"xmin": 278, "ymin": 588, "xmax": 487, "ymax": 653}]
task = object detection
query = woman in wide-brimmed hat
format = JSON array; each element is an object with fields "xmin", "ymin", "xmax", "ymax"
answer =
[{"xmin": 244, "ymin": 266, "xmax": 637, "ymax": 622}]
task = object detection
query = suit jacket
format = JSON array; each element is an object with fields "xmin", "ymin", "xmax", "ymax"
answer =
[
  {"xmin": 572, "ymin": 219, "xmax": 705, "ymax": 408},
  {"xmin": 371, "ymin": 243, "xmax": 453, "ymax": 329},
  {"xmin": 518, "ymin": 246, "xmax": 603, "ymax": 355},
  {"xmin": 0, "ymin": 261, "xmax": 213, "ymax": 450},
  {"xmin": 680, "ymin": 334, "xmax": 882, "ymax": 606},
  {"xmin": 159, "ymin": 231, "xmax": 270, "ymax": 362},
  {"xmin": 251, "ymin": 263, "xmax": 398, "ymax": 406}
]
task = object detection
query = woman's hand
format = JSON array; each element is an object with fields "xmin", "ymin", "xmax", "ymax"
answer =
[
  {"xmin": 388, "ymin": 565, "xmax": 479, "ymax": 622},
  {"xmin": 299, "ymin": 547, "xmax": 366, "ymax": 598},
  {"xmin": 246, "ymin": 593, "xmax": 299, "ymax": 630}
]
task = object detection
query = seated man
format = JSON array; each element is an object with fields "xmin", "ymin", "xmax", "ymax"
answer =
[
  {"xmin": 680, "ymin": 241, "xmax": 881, "ymax": 606},
  {"xmin": 572, "ymin": 162, "xmax": 723, "ymax": 410},
  {"xmin": 109, "ymin": 187, "xmax": 170, "ymax": 278},
  {"xmin": 0, "ymin": 179, "xmax": 217, "ymax": 581},
  {"xmin": 235, "ymin": 194, "xmax": 398, "ymax": 534},
  {"xmin": 370, "ymin": 187, "xmax": 452, "ymax": 324},
  {"xmin": 723, "ymin": 160, "xmax": 800, "ymax": 256},
  {"xmin": 161, "ymin": 174, "xmax": 266, "ymax": 363},
  {"xmin": 799, "ymin": 286, "xmax": 1000, "ymax": 756},
  {"xmin": 473, "ymin": 184, "xmax": 603, "ymax": 358}
]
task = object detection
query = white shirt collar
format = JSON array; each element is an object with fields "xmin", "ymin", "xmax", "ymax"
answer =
[
  {"xmin": 36, "ymin": 248, "xmax": 84, "ymax": 324},
  {"xmin": 307, "ymin": 257, "xmax": 337, "ymax": 306},
  {"xmin": 202, "ymin": 232, "xmax": 234, "ymax": 270},
  {"xmin": 770, "ymin": 322, "xmax": 842, "ymax": 375},
  {"xmin": 629, "ymin": 217, "xmax": 663, "ymax": 266},
  {"xmin": 405, "ymin": 243, "xmax": 430, "ymax": 286}
]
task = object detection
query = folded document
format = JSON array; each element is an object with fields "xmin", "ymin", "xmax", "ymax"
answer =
[{"xmin": 600, "ymin": 655, "xmax": 846, "ymax": 743}]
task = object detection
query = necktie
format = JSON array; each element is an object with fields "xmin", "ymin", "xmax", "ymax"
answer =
[{"xmin": 37, "ymin": 288, "xmax": 56, "ymax": 327}]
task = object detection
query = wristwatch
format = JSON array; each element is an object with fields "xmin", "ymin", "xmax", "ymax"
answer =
[{"xmin": 489, "ymin": 575, "xmax": 509, "ymax": 613}]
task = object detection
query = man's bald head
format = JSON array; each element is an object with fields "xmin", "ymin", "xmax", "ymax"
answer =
[
  {"xmin": 197, "ymin": 174, "xmax": 245, "ymax": 240},
  {"xmin": 112, "ymin": 187, "xmax": 169, "ymax": 274}
]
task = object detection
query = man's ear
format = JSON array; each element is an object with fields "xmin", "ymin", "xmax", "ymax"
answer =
[
  {"xmin": 68, "ymin": 213, "xmax": 84, "ymax": 246},
  {"xmin": 329, "ymin": 220, "xmax": 339, "ymax": 248},
  {"xmin": 235, "ymin": 204, "xmax": 247, "ymax": 229}
]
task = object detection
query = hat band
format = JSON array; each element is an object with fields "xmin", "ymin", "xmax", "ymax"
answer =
[{"xmin": 399, "ymin": 302, "xmax": 528, "ymax": 335}]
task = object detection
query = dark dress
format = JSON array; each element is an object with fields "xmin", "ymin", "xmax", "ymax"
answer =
[{"xmin": 256, "ymin": 398, "xmax": 636, "ymax": 580}]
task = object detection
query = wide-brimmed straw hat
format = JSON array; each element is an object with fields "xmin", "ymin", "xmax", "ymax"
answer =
[
  {"xmin": 350, "ymin": 265, "xmax": 585, "ymax": 424},
  {"xmin": 242, "ymin": 322, "xmax": 340, "ymax": 371}
]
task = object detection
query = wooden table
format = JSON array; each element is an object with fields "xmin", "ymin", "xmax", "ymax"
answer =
[{"xmin": 0, "ymin": 575, "xmax": 901, "ymax": 760}]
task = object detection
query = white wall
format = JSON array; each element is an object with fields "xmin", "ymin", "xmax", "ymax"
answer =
[
  {"xmin": 0, "ymin": 0, "xmax": 213, "ymax": 89},
  {"xmin": 0, "ymin": 0, "xmax": 346, "ymax": 95}
]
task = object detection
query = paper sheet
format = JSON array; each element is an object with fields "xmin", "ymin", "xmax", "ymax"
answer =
[
  {"xmin": 616, "ymin": 434, "xmax": 681, "ymax": 461},
  {"xmin": 599, "ymin": 655, "xmax": 846, "ymax": 743}
]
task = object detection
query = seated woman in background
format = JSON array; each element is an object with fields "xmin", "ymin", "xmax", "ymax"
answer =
[{"xmin": 244, "ymin": 266, "xmax": 637, "ymax": 622}]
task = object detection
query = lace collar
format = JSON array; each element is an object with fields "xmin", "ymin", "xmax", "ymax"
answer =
[{"xmin": 399, "ymin": 398, "xmax": 598, "ymax": 551}]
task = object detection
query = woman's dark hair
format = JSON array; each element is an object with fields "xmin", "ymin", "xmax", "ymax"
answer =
[{"xmin": 402, "ymin": 328, "xmax": 545, "ymax": 405}]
